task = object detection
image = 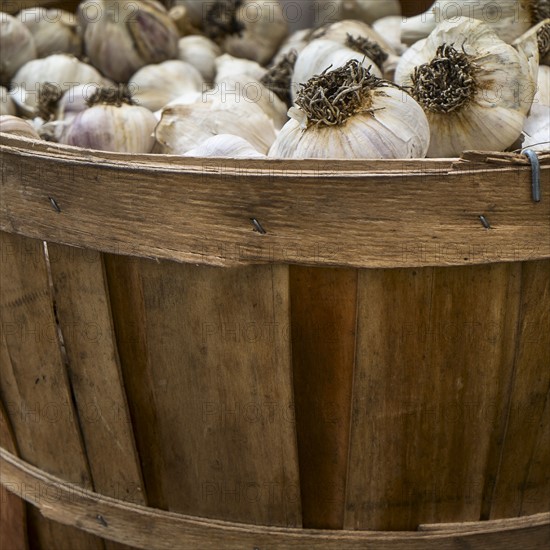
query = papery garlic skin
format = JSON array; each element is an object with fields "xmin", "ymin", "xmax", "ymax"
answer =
[
  {"xmin": 17, "ymin": 8, "xmax": 81, "ymax": 58},
  {"xmin": 395, "ymin": 18, "xmax": 537, "ymax": 157},
  {"xmin": 62, "ymin": 102, "xmax": 158, "ymax": 153},
  {"xmin": 0, "ymin": 114, "xmax": 41, "ymax": 139},
  {"xmin": 0, "ymin": 86, "xmax": 16, "ymax": 116},
  {"xmin": 273, "ymin": 29, "xmax": 310, "ymax": 64},
  {"xmin": 80, "ymin": 0, "xmax": 179, "ymax": 83},
  {"xmin": 155, "ymin": 97, "xmax": 276, "ymax": 155},
  {"xmin": 183, "ymin": 134, "xmax": 266, "ymax": 158},
  {"xmin": 401, "ymin": 0, "xmax": 548, "ymax": 46},
  {"xmin": 0, "ymin": 12, "xmax": 37, "ymax": 86},
  {"xmin": 314, "ymin": 0, "xmax": 401, "ymax": 26},
  {"xmin": 10, "ymin": 54, "xmax": 107, "ymax": 116},
  {"xmin": 292, "ymin": 39, "xmax": 382, "ymax": 101},
  {"xmin": 178, "ymin": 36, "xmax": 221, "ymax": 83},
  {"xmin": 522, "ymin": 65, "xmax": 550, "ymax": 150},
  {"xmin": 129, "ymin": 60, "xmax": 204, "ymax": 112},
  {"xmin": 269, "ymin": 86, "xmax": 430, "ymax": 159}
]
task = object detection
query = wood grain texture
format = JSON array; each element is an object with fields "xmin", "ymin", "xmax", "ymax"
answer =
[
  {"xmin": 1, "ymin": 139, "xmax": 548, "ymax": 269},
  {"xmin": 483, "ymin": 260, "xmax": 550, "ymax": 519},
  {"xmin": 1, "ymin": 448, "xmax": 549, "ymax": 550},
  {"xmin": 289, "ymin": 266, "xmax": 357, "ymax": 528},
  {"xmin": 46, "ymin": 242, "xmax": 146, "ymax": 550},
  {"xmin": 0, "ymin": 396, "xmax": 27, "ymax": 550},
  {"xmin": 0, "ymin": 232, "xmax": 103, "ymax": 549},
  {"xmin": 107, "ymin": 257, "xmax": 301, "ymax": 526},
  {"xmin": 345, "ymin": 263, "xmax": 523, "ymax": 530}
]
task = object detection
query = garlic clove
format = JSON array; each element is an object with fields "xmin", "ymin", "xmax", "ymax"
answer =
[
  {"xmin": 17, "ymin": 7, "xmax": 82, "ymax": 58},
  {"xmin": 269, "ymin": 59, "xmax": 430, "ymax": 159},
  {"xmin": 129, "ymin": 60, "xmax": 204, "ymax": 112},
  {"xmin": 155, "ymin": 97, "xmax": 277, "ymax": 155},
  {"xmin": 61, "ymin": 86, "xmax": 158, "ymax": 153},
  {"xmin": 395, "ymin": 17, "xmax": 538, "ymax": 157},
  {"xmin": 0, "ymin": 12, "xmax": 37, "ymax": 86},
  {"xmin": 10, "ymin": 53, "xmax": 108, "ymax": 117},
  {"xmin": 178, "ymin": 35, "xmax": 221, "ymax": 83},
  {"xmin": 183, "ymin": 134, "xmax": 266, "ymax": 158},
  {"xmin": 0, "ymin": 114, "xmax": 41, "ymax": 139},
  {"xmin": 292, "ymin": 39, "xmax": 382, "ymax": 101},
  {"xmin": 80, "ymin": 0, "xmax": 180, "ymax": 83},
  {"xmin": 0, "ymin": 86, "xmax": 16, "ymax": 116}
]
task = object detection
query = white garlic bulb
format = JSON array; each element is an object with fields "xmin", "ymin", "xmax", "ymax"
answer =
[
  {"xmin": 17, "ymin": 8, "xmax": 81, "ymax": 57},
  {"xmin": 0, "ymin": 12, "xmax": 37, "ymax": 86},
  {"xmin": 155, "ymin": 96, "xmax": 277, "ymax": 155},
  {"xmin": 522, "ymin": 65, "xmax": 550, "ymax": 150},
  {"xmin": 129, "ymin": 60, "xmax": 204, "ymax": 112},
  {"xmin": 202, "ymin": 0, "xmax": 288, "ymax": 65},
  {"xmin": 372, "ymin": 16, "xmax": 407, "ymax": 55},
  {"xmin": 313, "ymin": 0, "xmax": 401, "ymax": 25},
  {"xmin": 215, "ymin": 54, "xmax": 267, "ymax": 83},
  {"xmin": 213, "ymin": 73, "xmax": 288, "ymax": 129},
  {"xmin": 401, "ymin": 0, "xmax": 549, "ymax": 46},
  {"xmin": 292, "ymin": 39, "xmax": 382, "ymax": 101},
  {"xmin": 0, "ymin": 86, "xmax": 16, "ymax": 116},
  {"xmin": 62, "ymin": 87, "xmax": 158, "ymax": 153},
  {"xmin": 80, "ymin": 0, "xmax": 179, "ymax": 82},
  {"xmin": 269, "ymin": 59, "xmax": 430, "ymax": 159},
  {"xmin": 56, "ymin": 83, "xmax": 101, "ymax": 122},
  {"xmin": 0, "ymin": 115, "xmax": 41, "ymax": 139},
  {"xmin": 309, "ymin": 19, "xmax": 399, "ymax": 80},
  {"xmin": 10, "ymin": 53, "xmax": 107, "ymax": 117},
  {"xmin": 395, "ymin": 17, "xmax": 537, "ymax": 157},
  {"xmin": 183, "ymin": 134, "xmax": 266, "ymax": 158},
  {"xmin": 178, "ymin": 36, "xmax": 221, "ymax": 83},
  {"xmin": 273, "ymin": 28, "xmax": 311, "ymax": 64}
]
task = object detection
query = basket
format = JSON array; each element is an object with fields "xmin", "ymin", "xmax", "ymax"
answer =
[{"xmin": 1, "ymin": 1, "xmax": 549, "ymax": 549}]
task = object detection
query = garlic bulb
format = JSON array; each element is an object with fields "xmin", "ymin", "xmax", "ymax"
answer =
[
  {"xmin": 178, "ymin": 36, "xmax": 221, "ymax": 83},
  {"xmin": 202, "ymin": 0, "xmax": 288, "ymax": 65},
  {"xmin": 309, "ymin": 19, "xmax": 399, "ymax": 80},
  {"xmin": 401, "ymin": 0, "xmax": 549, "ymax": 46},
  {"xmin": 273, "ymin": 28, "xmax": 310, "ymax": 64},
  {"xmin": 513, "ymin": 19, "xmax": 550, "ymax": 67},
  {"xmin": 372, "ymin": 16, "xmax": 407, "ymax": 55},
  {"xmin": 0, "ymin": 12, "xmax": 37, "ymax": 86},
  {"xmin": 292, "ymin": 39, "xmax": 382, "ymax": 101},
  {"xmin": 214, "ymin": 73, "xmax": 289, "ymax": 129},
  {"xmin": 155, "ymin": 97, "xmax": 277, "ymax": 155},
  {"xmin": 183, "ymin": 134, "xmax": 266, "ymax": 158},
  {"xmin": 269, "ymin": 59, "xmax": 430, "ymax": 159},
  {"xmin": 0, "ymin": 115, "xmax": 41, "ymax": 139},
  {"xmin": 57, "ymin": 83, "xmax": 101, "ymax": 122},
  {"xmin": 17, "ymin": 8, "xmax": 81, "ymax": 57},
  {"xmin": 0, "ymin": 86, "xmax": 16, "ymax": 116},
  {"xmin": 80, "ymin": 0, "xmax": 179, "ymax": 82},
  {"xmin": 313, "ymin": 0, "xmax": 401, "ymax": 25},
  {"xmin": 215, "ymin": 54, "xmax": 266, "ymax": 83},
  {"xmin": 395, "ymin": 18, "xmax": 537, "ymax": 157},
  {"xmin": 10, "ymin": 54, "xmax": 107, "ymax": 117},
  {"xmin": 129, "ymin": 60, "xmax": 204, "ymax": 112},
  {"xmin": 522, "ymin": 65, "xmax": 550, "ymax": 150},
  {"xmin": 62, "ymin": 86, "xmax": 157, "ymax": 153}
]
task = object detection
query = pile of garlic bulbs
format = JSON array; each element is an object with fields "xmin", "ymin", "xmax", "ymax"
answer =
[{"xmin": 0, "ymin": 0, "xmax": 548, "ymax": 158}]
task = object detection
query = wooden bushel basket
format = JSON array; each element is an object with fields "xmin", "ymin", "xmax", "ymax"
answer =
[{"xmin": 1, "ymin": 1, "xmax": 549, "ymax": 549}]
